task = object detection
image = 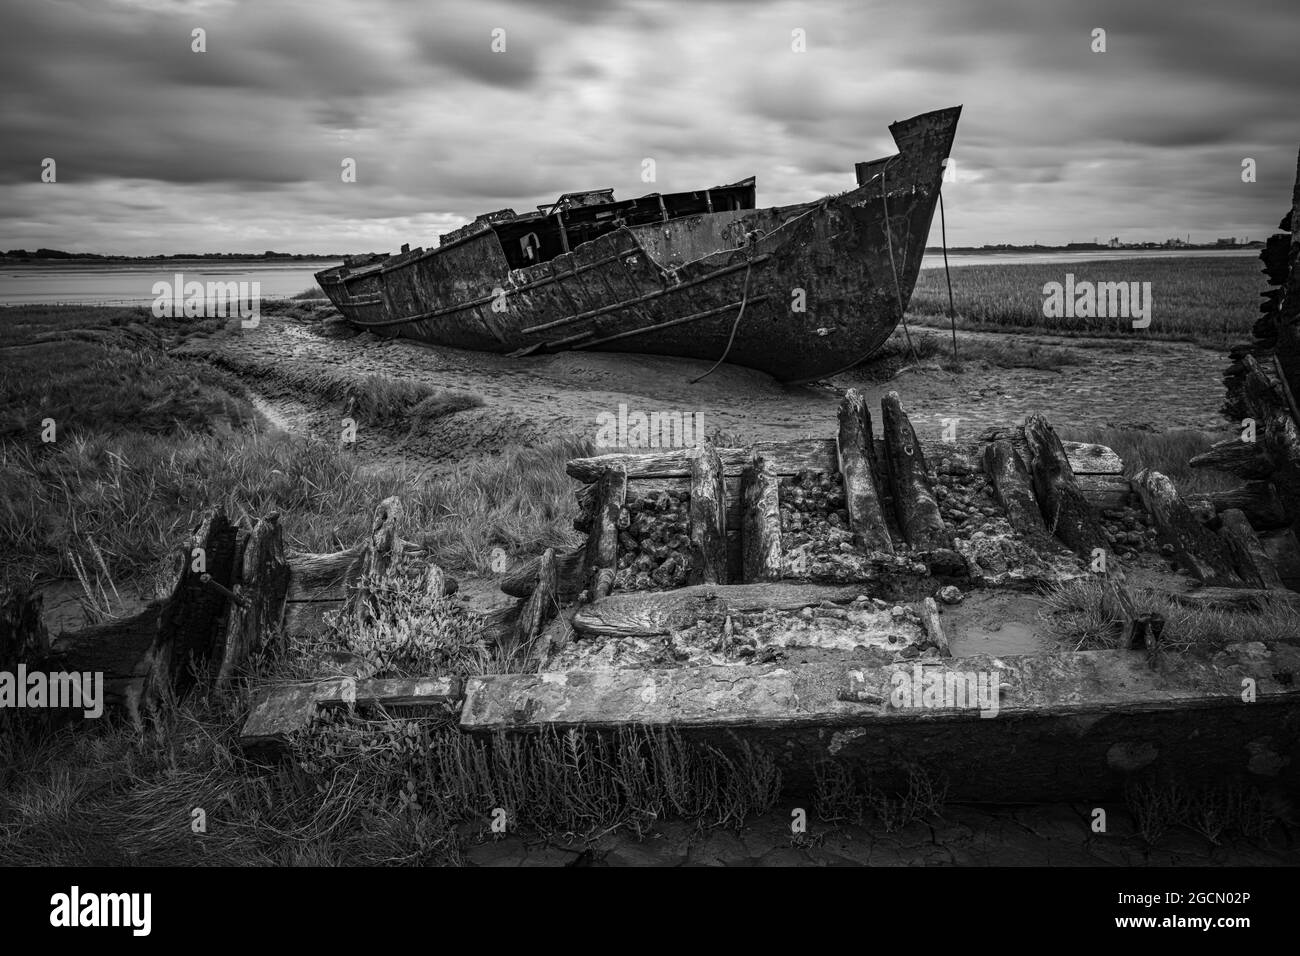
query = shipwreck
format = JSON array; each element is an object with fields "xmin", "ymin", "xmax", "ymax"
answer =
[{"xmin": 315, "ymin": 106, "xmax": 962, "ymax": 383}]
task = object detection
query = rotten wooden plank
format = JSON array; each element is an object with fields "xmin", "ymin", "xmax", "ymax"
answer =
[
  {"xmin": 914, "ymin": 596, "xmax": 949, "ymax": 655},
  {"xmin": 213, "ymin": 514, "xmax": 289, "ymax": 686},
  {"xmin": 983, "ymin": 439, "xmax": 1049, "ymax": 538},
  {"xmin": 881, "ymin": 391, "xmax": 951, "ymax": 551},
  {"xmin": 688, "ymin": 441, "xmax": 728, "ymax": 584},
  {"xmin": 1134, "ymin": 469, "xmax": 1244, "ymax": 587},
  {"xmin": 582, "ymin": 468, "xmax": 626, "ymax": 601},
  {"xmin": 285, "ymin": 547, "xmax": 365, "ymax": 602},
  {"xmin": 836, "ymin": 388, "xmax": 893, "ymax": 553},
  {"xmin": 1074, "ymin": 473, "xmax": 1135, "ymax": 512},
  {"xmin": 571, "ymin": 582, "xmax": 866, "ymax": 639},
  {"xmin": 1260, "ymin": 527, "xmax": 1300, "ymax": 590},
  {"xmin": 517, "ymin": 547, "xmax": 558, "ymax": 657},
  {"xmin": 1157, "ymin": 586, "xmax": 1300, "ymax": 611},
  {"xmin": 500, "ymin": 546, "xmax": 587, "ymax": 602},
  {"xmin": 566, "ymin": 438, "xmax": 1122, "ymax": 483},
  {"xmin": 1188, "ymin": 436, "xmax": 1274, "ymax": 479},
  {"xmin": 240, "ymin": 676, "xmax": 463, "ymax": 752},
  {"xmin": 1218, "ymin": 508, "xmax": 1283, "ymax": 590},
  {"xmin": 458, "ymin": 647, "xmax": 1300, "ymax": 732},
  {"xmin": 1023, "ymin": 413, "xmax": 1106, "ymax": 556},
  {"xmin": 741, "ymin": 454, "xmax": 783, "ymax": 582},
  {"xmin": 1186, "ymin": 481, "xmax": 1289, "ymax": 530}
]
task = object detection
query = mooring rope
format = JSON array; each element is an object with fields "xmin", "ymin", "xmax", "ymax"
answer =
[
  {"xmin": 939, "ymin": 189, "xmax": 957, "ymax": 361},
  {"xmin": 689, "ymin": 250, "xmax": 755, "ymax": 384},
  {"xmin": 879, "ymin": 159, "xmax": 918, "ymax": 364}
]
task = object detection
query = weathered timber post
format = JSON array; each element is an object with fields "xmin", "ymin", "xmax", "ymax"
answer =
[
  {"xmin": 518, "ymin": 547, "xmax": 559, "ymax": 659},
  {"xmin": 837, "ymin": 389, "xmax": 893, "ymax": 553},
  {"xmin": 1218, "ymin": 508, "xmax": 1284, "ymax": 590},
  {"xmin": 144, "ymin": 511, "xmax": 241, "ymax": 707},
  {"xmin": 688, "ymin": 441, "xmax": 728, "ymax": 584},
  {"xmin": 582, "ymin": 467, "xmax": 626, "ymax": 601},
  {"xmin": 1133, "ymin": 470, "xmax": 1244, "ymax": 587},
  {"xmin": 1022, "ymin": 413, "xmax": 1106, "ymax": 556},
  {"xmin": 983, "ymin": 438, "xmax": 1050, "ymax": 540},
  {"xmin": 213, "ymin": 514, "xmax": 288, "ymax": 686},
  {"xmin": 741, "ymin": 453, "xmax": 782, "ymax": 582},
  {"xmin": 914, "ymin": 596, "xmax": 949, "ymax": 655},
  {"xmin": 881, "ymin": 391, "xmax": 951, "ymax": 551}
]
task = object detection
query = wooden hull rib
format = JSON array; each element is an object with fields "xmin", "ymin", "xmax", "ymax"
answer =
[{"xmin": 316, "ymin": 106, "xmax": 961, "ymax": 383}]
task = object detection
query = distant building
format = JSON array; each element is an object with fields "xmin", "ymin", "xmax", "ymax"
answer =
[
  {"xmin": 1108, "ymin": 237, "xmax": 1121, "ymax": 248},
  {"xmin": 1215, "ymin": 237, "xmax": 1238, "ymax": 247}
]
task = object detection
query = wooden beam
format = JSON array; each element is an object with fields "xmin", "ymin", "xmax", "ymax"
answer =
[
  {"xmin": 571, "ymin": 582, "xmax": 867, "ymax": 639},
  {"xmin": 1074, "ymin": 473, "xmax": 1135, "ymax": 511},
  {"xmin": 213, "ymin": 514, "xmax": 288, "ymax": 687},
  {"xmin": 688, "ymin": 441, "xmax": 728, "ymax": 584},
  {"xmin": 583, "ymin": 468, "xmax": 626, "ymax": 601},
  {"xmin": 1186, "ymin": 481, "xmax": 1289, "ymax": 530},
  {"xmin": 1023, "ymin": 414, "xmax": 1106, "ymax": 556},
  {"xmin": 516, "ymin": 548, "xmax": 558, "ymax": 658},
  {"xmin": 1157, "ymin": 586, "xmax": 1300, "ymax": 611},
  {"xmin": 284, "ymin": 547, "xmax": 364, "ymax": 602},
  {"xmin": 1260, "ymin": 527, "xmax": 1300, "ymax": 589},
  {"xmin": 144, "ymin": 511, "xmax": 240, "ymax": 706},
  {"xmin": 1219, "ymin": 509, "xmax": 1285, "ymax": 590},
  {"xmin": 565, "ymin": 438, "xmax": 1120, "ymax": 484},
  {"xmin": 1189, "ymin": 437, "xmax": 1273, "ymax": 479},
  {"xmin": 240, "ymin": 676, "xmax": 463, "ymax": 752},
  {"xmin": 914, "ymin": 597, "xmax": 949, "ymax": 655},
  {"xmin": 555, "ymin": 211, "xmax": 570, "ymax": 253},
  {"xmin": 881, "ymin": 391, "xmax": 951, "ymax": 551},
  {"xmin": 741, "ymin": 454, "xmax": 783, "ymax": 582},
  {"xmin": 1134, "ymin": 469, "xmax": 1245, "ymax": 587},
  {"xmin": 836, "ymin": 389, "xmax": 893, "ymax": 553},
  {"xmin": 499, "ymin": 545, "xmax": 587, "ymax": 601},
  {"xmin": 983, "ymin": 439, "xmax": 1049, "ymax": 539}
]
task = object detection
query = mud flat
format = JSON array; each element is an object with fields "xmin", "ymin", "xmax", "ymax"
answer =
[{"xmin": 177, "ymin": 310, "xmax": 1232, "ymax": 476}]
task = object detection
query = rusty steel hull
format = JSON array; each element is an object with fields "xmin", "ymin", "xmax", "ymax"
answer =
[{"xmin": 316, "ymin": 106, "xmax": 961, "ymax": 383}]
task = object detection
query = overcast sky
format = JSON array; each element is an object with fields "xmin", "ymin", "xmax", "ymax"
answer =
[{"xmin": 2, "ymin": 0, "xmax": 1296, "ymax": 255}]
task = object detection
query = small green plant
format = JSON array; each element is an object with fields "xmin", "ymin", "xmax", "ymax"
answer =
[
  {"xmin": 813, "ymin": 759, "xmax": 863, "ymax": 822},
  {"xmin": 865, "ymin": 764, "xmax": 949, "ymax": 832},
  {"xmin": 1125, "ymin": 779, "xmax": 1275, "ymax": 846}
]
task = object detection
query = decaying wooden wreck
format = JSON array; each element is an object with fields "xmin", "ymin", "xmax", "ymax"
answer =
[
  {"xmin": 315, "ymin": 106, "xmax": 961, "ymax": 383},
  {"xmin": 222, "ymin": 373, "xmax": 1300, "ymax": 800}
]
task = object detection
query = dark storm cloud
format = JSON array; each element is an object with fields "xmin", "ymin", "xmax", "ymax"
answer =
[{"xmin": 0, "ymin": 0, "xmax": 1295, "ymax": 254}]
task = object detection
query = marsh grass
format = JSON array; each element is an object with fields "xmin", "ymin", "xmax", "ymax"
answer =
[
  {"xmin": 1037, "ymin": 576, "xmax": 1300, "ymax": 652},
  {"xmin": 0, "ymin": 317, "xmax": 256, "ymax": 441},
  {"xmin": 910, "ymin": 256, "xmax": 1259, "ymax": 346},
  {"xmin": 1, "ymin": 429, "xmax": 586, "ymax": 589},
  {"xmin": 863, "ymin": 329, "xmax": 1087, "ymax": 378},
  {"xmin": 0, "ymin": 305, "xmax": 580, "ymax": 588}
]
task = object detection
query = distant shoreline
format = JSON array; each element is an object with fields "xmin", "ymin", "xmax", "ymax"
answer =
[
  {"xmin": 0, "ymin": 255, "xmax": 348, "ymax": 266},
  {"xmin": 924, "ymin": 245, "xmax": 1262, "ymax": 255}
]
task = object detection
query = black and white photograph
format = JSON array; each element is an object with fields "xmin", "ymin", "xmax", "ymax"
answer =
[{"xmin": 1, "ymin": 0, "xmax": 1296, "ymax": 924}]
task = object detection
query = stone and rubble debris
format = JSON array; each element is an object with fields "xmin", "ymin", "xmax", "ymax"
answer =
[{"xmin": 614, "ymin": 488, "xmax": 693, "ymax": 591}]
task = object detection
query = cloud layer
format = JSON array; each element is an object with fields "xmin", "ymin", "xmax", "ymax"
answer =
[{"xmin": 2, "ymin": 0, "xmax": 1296, "ymax": 254}]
